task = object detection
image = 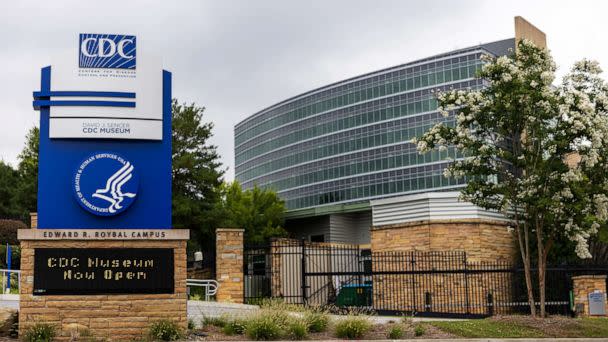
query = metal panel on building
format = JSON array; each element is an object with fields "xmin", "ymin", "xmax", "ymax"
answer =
[{"xmin": 371, "ymin": 192, "xmax": 508, "ymax": 227}]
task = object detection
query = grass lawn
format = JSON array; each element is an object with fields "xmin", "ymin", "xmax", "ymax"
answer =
[
  {"xmin": 428, "ymin": 319, "xmax": 545, "ymax": 338},
  {"xmin": 428, "ymin": 317, "xmax": 608, "ymax": 338}
]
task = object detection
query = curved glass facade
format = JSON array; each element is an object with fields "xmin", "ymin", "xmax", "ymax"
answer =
[{"xmin": 235, "ymin": 39, "xmax": 514, "ymax": 212}]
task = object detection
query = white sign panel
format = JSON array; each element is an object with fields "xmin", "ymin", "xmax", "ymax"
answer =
[
  {"xmin": 47, "ymin": 33, "xmax": 163, "ymax": 140},
  {"xmin": 50, "ymin": 118, "xmax": 162, "ymax": 140}
]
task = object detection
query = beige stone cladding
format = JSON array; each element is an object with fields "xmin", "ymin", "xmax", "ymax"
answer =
[
  {"xmin": 370, "ymin": 219, "xmax": 516, "ymax": 315},
  {"xmin": 371, "ymin": 219, "xmax": 516, "ymax": 263},
  {"xmin": 19, "ymin": 239, "xmax": 187, "ymax": 341},
  {"xmin": 216, "ymin": 228, "xmax": 244, "ymax": 303},
  {"xmin": 573, "ymin": 275, "xmax": 607, "ymax": 317},
  {"xmin": 514, "ymin": 16, "xmax": 547, "ymax": 49}
]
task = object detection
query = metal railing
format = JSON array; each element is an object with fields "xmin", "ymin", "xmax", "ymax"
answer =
[
  {"xmin": 186, "ymin": 279, "xmax": 219, "ymax": 301},
  {"xmin": 0, "ymin": 269, "xmax": 20, "ymax": 294}
]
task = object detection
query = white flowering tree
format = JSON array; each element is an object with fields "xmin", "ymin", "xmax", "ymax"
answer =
[{"xmin": 414, "ymin": 40, "xmax": 608, "ymax": 317}]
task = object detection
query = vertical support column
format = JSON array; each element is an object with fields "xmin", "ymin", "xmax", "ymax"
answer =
[
  {"xmin": 270, "ymin": 238, "xmax": 282, "ymax": 298},
  {"xmin": 30, "ymin": 212, "xmax": 37, "ymax": 229},
  {"xmin": 573, "ymin": 275, "xmax": 607, "ymax": 316},
  {"xmin": 216, "ymin": 228, "xmax": 244, "ymax": 303}
]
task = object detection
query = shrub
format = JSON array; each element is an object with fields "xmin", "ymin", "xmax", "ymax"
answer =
[
  {"xmin": 0, "ymin": 219, "xmax": 26, "ymax": 245},
  {"xmin": 222, "ymin": 319, "xmax": 246, "ymax": 335},
  {"xmin": 203, "ymin": 315, "xmax": 228, "ymax": 328},
  {"xmin": 414, "ymin": 324, "xmax": 425, "ymax": 337},
  {"xmin": 244, "ymin": 312, "xmax": 284, "ymax": 340},
  {"xmin": 22, "ymin": 323, "xmax": 56, "ymax": 342},
  {"xmin": 188, "ymin": 319, "xmax": 196, "ymax": 330},
  {"xmin": 387, "ymin": 325, "xmax": 404, "ymax": 339},
  {"xmin": 334, "ymin": 316, "xmax": 371, "ymax": 339},
  {"xmin": 148, "ymin": 319, "xmax": 183, "ymax": 341},
  {"xmin": 286, "ymin": 319, "xmax": 308, "ymax": 340},
  {"xmin": 303, "ymin": 311, "xmax": 329, "ymax": 333}
]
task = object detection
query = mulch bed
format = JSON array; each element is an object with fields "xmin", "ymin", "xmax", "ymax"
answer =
[{"xmin": 187, "ymin": 320, "xmax": 455, "ymax": 340}]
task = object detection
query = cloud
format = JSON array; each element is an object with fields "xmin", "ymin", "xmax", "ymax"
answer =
[{"xmin": 1, "ymin": 0, "xmax": 607, "ymax": 181}]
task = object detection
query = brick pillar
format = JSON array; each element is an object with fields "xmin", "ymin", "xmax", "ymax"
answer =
[
  {"xmin": 573, "ymin": 275, "xmax": 607, "ymax": 316},
  {"xmin": 216, "ymin": 228, "xmax": 244, "ymax": 303},
  {"xmin": 30, "ymin": 212, "xmax": 37, "ymax": 229}
]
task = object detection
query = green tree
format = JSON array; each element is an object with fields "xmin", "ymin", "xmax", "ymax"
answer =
[
  {"xmin": 13, "ymin": 102, "xmax": 226, "ymax": 249},
  {"xmin": 0, "ymin": 161, "xmax": 20, "ymax": 219},
  {"xmin": 172, "ymin": 100, "xmax": 225, "ymax": 250},
  {"xmin": 16, "ymin": 127, "xmax": 39, "ymax": 222},
  {"xmin": 415, "ymin": 40, "xmax": 608, "ymax": 317},
  {"xmin": 218, "ymin": 181, "xmax": 286, "ymax": 244}
]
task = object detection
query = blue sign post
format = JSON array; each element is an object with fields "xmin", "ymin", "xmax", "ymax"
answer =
[{"xmin": 33, "ymin": 68, "xmax": 172, "ymax": 228}]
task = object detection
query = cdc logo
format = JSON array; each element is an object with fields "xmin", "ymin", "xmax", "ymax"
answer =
[
  {"xmin": 79, "ymin": 33, "xmax": 136, "ymax": 69},
  {"xmin": 73, "ymin": 153, "xmax": 139, "ymax": 216}
]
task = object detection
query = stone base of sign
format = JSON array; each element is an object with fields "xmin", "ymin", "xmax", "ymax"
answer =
[
  {"xmin": 18, "ymin": 229, "xmax": 189, "ymax": 341},
  {"xmin": 573, "ymin": 275, "xmax": 607, "ymax": 317}
]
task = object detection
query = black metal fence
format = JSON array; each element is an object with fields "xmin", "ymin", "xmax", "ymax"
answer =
[{"xmin": 243, "ymin": 239, "xmax": 608, "ymax": 318}]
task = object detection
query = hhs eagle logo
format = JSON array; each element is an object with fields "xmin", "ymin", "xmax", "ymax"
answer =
[{"xmin": 74, "ymin": 153, "xmax": 139, "ymax": 216}]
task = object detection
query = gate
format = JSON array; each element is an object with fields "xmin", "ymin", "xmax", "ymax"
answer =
[{"xmin": 244, "ymin": 239, "xmax": 608, "ymax": 317}]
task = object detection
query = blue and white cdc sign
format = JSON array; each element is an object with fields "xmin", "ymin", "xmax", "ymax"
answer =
[{"xmin": 33, "ymin": 33, "xmax": 171, "ymax": 229}]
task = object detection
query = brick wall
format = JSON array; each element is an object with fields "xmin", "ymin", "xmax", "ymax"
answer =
[
  {"xmin": 371, "ymin": 219, "xmax": 516, "ymax": 314},
  {"xmin": 573, "ymin": 275, "xmax": 607, "ymax": 316},
  {"xmin": 19, "ymin": 239, "xmax": 187, "ymax": 341},
  {"xmin": 371, "ymin": 219, "xmax": 516, "ymax": 263},
  {"xmin": 216, "ymin": 228, "xmax": 244, "ymax": 303}
]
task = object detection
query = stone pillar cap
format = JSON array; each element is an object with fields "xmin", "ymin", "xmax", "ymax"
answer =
[
  {"xmin": 572, "ymin": 275, "xmax": 608, "ymax": 280},
  {"xmin": 216, "ymin": 228, "xmax": 245, "ymax": 232}
]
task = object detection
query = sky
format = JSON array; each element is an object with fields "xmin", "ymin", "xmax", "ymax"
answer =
[{"xmin": 1, "ymin": 1, "xmax": 607, "ymax": 181}]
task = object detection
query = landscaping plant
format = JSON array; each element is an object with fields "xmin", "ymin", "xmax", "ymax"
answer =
[
  {"xmin": 202, "ymin": 315, "xmax": 228, "ymax": 328},
  {"xmin": 303, "ymin": 310, "xmax": 330, "ymax": 333},
  {"xmin": 187, "ymin": 319, "xmax": 196, "ymax": 331},
  {"xmin": 414, "ymin": 324, "xmax": 426, "ymax": 337},
  {"xmin": 244, "ymin": 312, "xmax": 284, "ymax": 340},
  {"xmin": 22, "ymin": 323, "xmax": 56, "ymax": 342},
  {"xmin": 387, "ymin": 325, "xmax": 404, "ymax": 339},
  {"xmin": 222, "ymin": 318, "xmax": 247, "ymax": 335},
  {"xmin": 334, "ymin": 316, "xmax": 372, "ymax": 339},
  {"xmin": 286, "ymin": 319, "xmax": 308, "ymax": 340},
  {"xmin": 148, "ymin": 319, "xmax": 183, "ymax": 341}
]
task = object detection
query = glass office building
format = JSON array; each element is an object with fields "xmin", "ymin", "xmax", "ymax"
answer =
[{"xmin": 235, "ymin": 39, "xmax": 515, "ymax": 243}]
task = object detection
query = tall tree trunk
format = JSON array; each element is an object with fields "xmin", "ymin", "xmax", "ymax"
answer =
[
  {"xmin": 538, "ymin": 259, "xmax": 546, "ymax": 318},
  {"xmin": 516, "ymin": 221, "xmax": 536, "ymax": 317},
  {"xmin": 537, "ymin": 233, "xmax": 553, "ymax": 319},
  {"xmin": 536, "ymin": 221, "xmax": 546, "ymax": 318}
]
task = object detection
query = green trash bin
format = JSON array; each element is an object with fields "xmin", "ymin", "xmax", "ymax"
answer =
[{"xmin": 336, "ymin": 284, "xmax": 372, "ymax": 307}]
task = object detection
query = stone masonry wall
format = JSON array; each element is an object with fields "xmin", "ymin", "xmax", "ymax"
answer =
[
  {"xmin": 216, "ymin": 228, "xmax": 244, "ymax": 303},
  {"xmin": 371, "ymin": 219, "xmax": 516, "ymax": 314},
  {"xmin": 371, "ymin": 219, "xmax": 516, "ymax": 263},
  {"xmin": 19, "ymin": 239, "xmax": 187, "ymax": 341},
  {"xmin": 573, "ymin": 275, "xmax": 607, "ymax": 316}
]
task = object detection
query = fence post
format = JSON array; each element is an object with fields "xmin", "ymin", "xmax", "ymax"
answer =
[
  {"xmin": 487, "ymin": 292, "xmax": 494, "ymax": 316},
  {"xmin": 464, "ymin": 253, "xmax": 470, "ymax": 314},
  {"xmin": 410, "ymin": 251, "xmax": 416, "ymax": 313},
  {"xmin": 301, "ymin": 238, "xmax": 308, "ymax": 305}
]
